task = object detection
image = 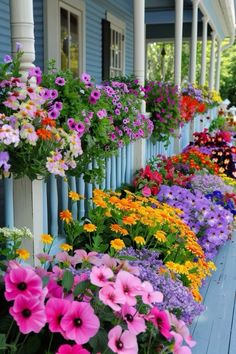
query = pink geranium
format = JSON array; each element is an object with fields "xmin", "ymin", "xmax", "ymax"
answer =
[
  {"xmin": 9, "ymin": 295, "xmax": 46, "ymax": 334},
  {"xmin": 4, "ymin": 267, "xmax": 43, "ymax": 301},
  {"xmin": 56, "ymin": 344, "xmax": 90, "ymax": 354},
  {"xmin": 90, "ymin": 265, "xmax": 114, "ymax": 287},
  {"xmin": 171, "ymin": 331, "xmax": 192, "ymax": 354},
  {"xmin": 61, "ymin": 301, "xmax": 99, "ymax": 344},
  {"xmin": 121, "ymin": 304, "xmax": 146, "ymax": 335},
  {"xmin": 99, "ymin": 284, "xmax": 122, "ymax": 311},
  {"xmin": 108, "ymin": 325, "xmax": 138, "ymax": 354},
  {"xmin": 115, "ymin": 270, "xmax": 142, "ymax": 306},
  {"xmin": 142, "ymin": 185, "xmax": 151, "ymax": 197},
  {"xmin": 45, "ymin": 298, "xmax": 70, "ymax": 335},
  {"xmin": 141, "ymin": 281, "xmax": 163, "ymax": 306},
  {"xmin": 148, "ymin": 307, "xmax": 172, "ymax": 340}
]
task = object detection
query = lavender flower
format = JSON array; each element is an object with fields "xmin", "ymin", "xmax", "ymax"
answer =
[
  {"xmin": 55, "ymin": 77, "xmax": 66, "ymax": 86},
  {"xmin": 191, "ymin": 174, "xmax": 233, "ymax": 195}
]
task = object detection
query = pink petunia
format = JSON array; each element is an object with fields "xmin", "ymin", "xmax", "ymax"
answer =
[
  {"xmin": 74, "ymin": 249, "xmax": 101, "ymax": 265},
  {"xmin": 169, "ymin": 314, "xmax": 196, "ymax": 348},
  {"xmin": 121, "ymin": 304, "xmax": 146, "ymax": 335},
  {"xmin": 115, "ymin": 270, "xmax": 142, "ymax": 306},
  {"xmin": 142, "ymin": 185, "xmax": 151, "ymax": 197},
  {"xmin": 9, "ymin": 295, "xmax": 46, "ymax": 334},
  {"xmin": 171, "ymin": 331, "xmax": 192, "ymax": 354},
  {"xmin": 141, "ymin": 281, "xmax": 163, "ymax": 306},
  {"xmin": 61, "ymin": 301, "xmax": 99, "ymax": 344},
  {"xmin": 4, "ymin": 267, "xmax": 43, "ymax": 301},
  {"xmin": 45, "ymin": 298, "xmax": 70, "ymax": 335},
  {"xmin": 99, "ymin": 284, "xmax": 123, "ymax": 311},
  {"xmin": 56, "ymin": 343, "xmax": 90, "ymax": 354},
  {"xmin": 108, "ymin": 325, "xmax": 138, "ymax": 354},
  {"xmin": 90, "ymin": 265, "xmax": 114, "ymax": 287},
  {"xmin": 148, "ymin": 307, "xmax": 172, "ymax": 340}
]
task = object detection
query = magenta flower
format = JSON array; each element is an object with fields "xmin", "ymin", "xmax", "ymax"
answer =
[
  {"xmin": 142, "ymin": 186, "xmax": 151, "ymax": 197},
  {"xmin": 81, "ymin": 72, "xmax": 91, "ymax": 84},
  {"xmin": 148, "ymin": 307, "xmax": 172, "ymax": 340},
  {"xmin": 55, "ymin": 77, "xmax": 66, "ymax": 86},
  {"xmin": 90, "ymin": 265, "xmax": 114, "ymax": 287},
  {"xmin": 108, "ymin": 325, "xmax": 138, "ymax": 354},
  {"xmin": 141, "ymin": 281, "xmax": 163, "ymax": 306},
  {"xmin": 75, "ymin": 122, "xmax": 85, "ymax": 135},
  {"xmin": 67, "ymin": 118, "xmax": 77, "ymax": 130},
  {"xmin": 48, "ymin": 108, "xmax": 60, "ymax": 119},
  {"xmin": 50, "ymin": 89, "xmax": 58, "ymax": 100},
  {"xmin": 9, "ymin": 295, "xmax": 46, "ymax": 334},
  {"xmin": 54, "ymin": 101, "xmax": 63, "ymax": 111},
  {"xmin": 61, "ymin": 301, "xmax": 100, "ymax": 344},
  {"xmin": 45, "ymin": 298, "xmax": 70, "ymax": 335},
  {"xmin": 115, "ymin": 270, "xmax": 142, "ymax": 306},
  {"xmin": 56, "ymin": 344, "xmax": 90, "ymax": 354},
  {"xmin": 99, "ymin": 284, "xmax": 122, "ymax": 311},
  {"xmin": 28, "ymin": 66, "xmax": 42, "ymax": 84},
  {"xmin": 90, "ymin": 89, "xmax": 101, "ymax": 100},
  {"xmin": 121, "ymin": 304, "xmax": 146, "ymax": 335},
  {"xmin": 4, "ymin": 267, "xmax": 43, "ymax": 301}
]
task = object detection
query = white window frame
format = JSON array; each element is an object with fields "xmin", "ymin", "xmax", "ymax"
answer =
[
  {"xmin": 44, "ymin": 0, "xmax": 85, "ymax": 74},
  {"xmin": 106, "ymin": 12, "xmax": 125, "ymax": 77}
]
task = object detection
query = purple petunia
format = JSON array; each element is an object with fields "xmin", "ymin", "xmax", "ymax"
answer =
[
  {"xmin": 4, "ymin": 55, "xmax": 12, "ymax": 64},
  {"xmin": 55, "ymin": 77, "xmax": 66, "ymax": 86}
]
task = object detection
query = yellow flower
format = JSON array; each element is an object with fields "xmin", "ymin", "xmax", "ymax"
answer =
[
  {"xmin": 134, "ymin": 236, "xmax": 146, "ymax": 246},
  {"xmin": 122, "ymin": 215, "xmax": 137, "ymax": 225},
  {"xmin": 60, "ymin": 243, "xmax": 73, "ymax": 251},
  {"xmin": 105, "ymin": 210, "xmax": 112, "ymax": 217},
  {"xmin": 154, "ymin": 230, "xmax": 167, "ymax": 242},
  {"xmin": 41, "ymin": 233, "xmax": 53, "ymax": 244},
  {"xmin": 59, "ymin": 209, "xmax": 73, "ymax": 224},
  {"xmin": 83, "ymin": 223, "xmax": 97, "ymax": 232},
  {"xmin": 93, "ymin": 197, "xmax": 107, "ymax": 208},
  {"xmin": 16, "ymin": 248, "xmax": 30, "ymax": 260},
  {"xmin": 69, "ymin": 191, "xmax": 83, "ymax": 201},
  {"xmin": 110, "ymin": 224, "xmax": 121, "ymax": 233},
  {"xmin": 110, "ymin": 238, "xmax": 125, "ymax": 251}
]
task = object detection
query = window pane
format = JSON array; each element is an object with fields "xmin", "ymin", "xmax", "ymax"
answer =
[
  {"xmin": 70, "ymin": 13, "xmax": 79, "ymax": 76},
  {"xmin": 60, "ymin": 8, "xmax": 69, "ymax": 71}
]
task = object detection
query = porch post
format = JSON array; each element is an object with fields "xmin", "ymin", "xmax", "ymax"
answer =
[
  {"xmin": 133, "ymin": 0, "xmax": 146, "ymax": 170},
  {"xmin": 215, "ymin": 39, "xmax": 222, "ymax": 91},
  {"xmin": 10, "ymin": 0, "xmax": 35, "ymax": 80},
  {"xmin": 174, "ymin": 0, "xmax": 184, "ymax": 154},
  {"xmin": 200, "ymin": 16, "xmax": 208, "ymax": 86},
  {"xmin": 10, "ymin": 0, "xmax": 44, "ymax": 264},
  {"xmin": 209, "ymin": 31, "xmax": 216, "ymax": 91},
  {"xmin": 189, "ymin": 0, "xmax": 200, "ymax": 83}
]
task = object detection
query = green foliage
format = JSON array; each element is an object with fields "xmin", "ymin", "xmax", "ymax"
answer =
[{"xmin": 220, "ymin": 42, "xmax": 236, "ymax": 105}]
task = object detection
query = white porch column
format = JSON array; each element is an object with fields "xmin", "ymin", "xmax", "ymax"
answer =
[
  {"xmin": 10, "ymin": 1, "xmax": 43, "ymax": 264},
  {"xmin": 189, "ymin": 0, "xmax": 200, "ymax": 83},
  {"xmin": 215, "ymin": 39, "xmax": 222, "ymax": 91},
  {"xmin": 10, "ymin": 0, "xmax": 35, "ymax": 79},
  {"xmin": 133, "ymin": 0, "xmax": 146, "ymax": 170},
  {"xmin": 174, "ymin": 0, "xmax": 184, "ymax": 86},
  {"xmin": 200, "ymin": 16, "xmax": 209, "ymax": 86},
  {"xmin": 174, "ymin": 0, "xmax": 184, "ymax": 154},
  {"xmin": 209, "ymin": 31, "xmax": 216, "ymax": 90}
]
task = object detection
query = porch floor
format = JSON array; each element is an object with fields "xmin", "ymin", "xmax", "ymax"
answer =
[{"xmin": 191, "ymin": 233, "xmax": 236, "ymax": 354}]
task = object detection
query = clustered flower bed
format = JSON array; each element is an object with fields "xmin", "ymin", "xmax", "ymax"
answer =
[{"xmin": 0, "ymin": 49, "xmax": 233, "ymax": 354}]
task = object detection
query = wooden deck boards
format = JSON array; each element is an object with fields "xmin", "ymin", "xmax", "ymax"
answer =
[{"xmin": 192, "ymin": 236, "xmax": 236, "ymax": 354}]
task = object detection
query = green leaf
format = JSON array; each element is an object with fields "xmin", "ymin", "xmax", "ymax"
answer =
[
  {"xmin": 89, "ymin": 329, "xmax": 113, "ymax": 353},
  {"xmin": 0, "ymin": 334, "xmax": 6, "ymax": 346},
  {"xmin": 42, "ymin": 276, "xmax": 50, "ymax": 287},
  {"xmin": 22, "ymin": 335, "xmax": 41, "ymax": 354},
  {"xmin": 73, "ymin": 280, "xmax": 90, "ymax": 297},
  {"xmin": 62, "ymin": 270, "xmax": 74, "ymax": 292}
]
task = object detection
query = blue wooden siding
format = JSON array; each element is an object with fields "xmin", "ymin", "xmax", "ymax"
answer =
[
  {"xmin": 33, "ymin": 0, "xmax": 44, "ymax": 70},
  {"xmin": 0, "ymin": 0, "xmax": 11, "ymax": 62},
  {"xmin": 86, "ymin": 0, "xmax": 134, "ymax": 82}
]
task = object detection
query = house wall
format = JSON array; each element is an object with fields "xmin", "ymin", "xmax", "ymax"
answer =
[
  {"xmin": 32, "ymin": 0, "xmax": 134, "ymax": 80},
  {"xmin": 0, "ymin": 0, "xmax": 11, "ymax": 62}
]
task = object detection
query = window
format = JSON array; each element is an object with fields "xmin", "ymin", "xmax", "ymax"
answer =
[
  {"xmin": 45, "ymin": 0, "xmax": 84, "ymax": 76},
  {"xmin": 107, "ymin": 13, "xmax": 125, "ymax": 78},
  {"xmin": 60, "ymin": 4, "xmax": 82, "ymax": 76}
]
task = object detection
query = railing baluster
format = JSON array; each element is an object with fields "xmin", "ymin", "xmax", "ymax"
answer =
[
  {"xmin": 50, "ymin": 175, "xmax": 58, "ymax": 237},
  {"xmin": 61, "ymin": 178, "xmax": 68, "ymax": 211},
  {"xmin": 70, "ymin": 176, "xmax": 78, "ymax": 219},
  {"xmin": 4, "ymin": 177, "xmax": 14, "ymax": 228},
  {"xmin": 78, "ymin": 175, "xmax": 85, "ymax": 219},
  {"xmin": 111, "ymin": 155, "xmax": 117, "ymax": 191},
  {"xmin": 116, "ymin": 148, "xmax": 122, "ymax": 188},
  {"xmin": 42, "ymin": 181, "xmax": 48, "ymax": 234},
  {"xmin": 106, "ymin": 157, "xmax": 111, "ymax": 190},
  {"xmin": 121, "ymin": 146, "xmax": 126, "ymax": 183},
  {"xmin": 125, "ymin": 144, "xmax": 131, "ymax": 184},
  {"xmin": 86, "ymin": 163, "xmax": 93, "ymax": 210}
]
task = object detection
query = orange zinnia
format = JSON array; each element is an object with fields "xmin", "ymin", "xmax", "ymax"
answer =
[
  {"xmin": 59, "ymin": 209, "xmax": 73, "ymax": 224},
  {"xmin": 36, "ymin": 128, "xmax": 52, "ymax": 140},
  {"xmin": 41, "ymin": 117, "xmax": 56, "ymax": 127}
]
